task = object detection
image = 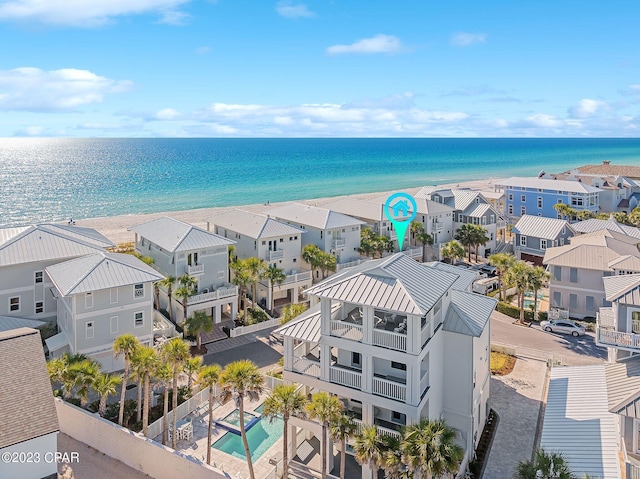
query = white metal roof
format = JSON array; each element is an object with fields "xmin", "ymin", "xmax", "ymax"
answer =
[
  {"xmin": 443, "ymin": 289, "xmax": 496, "ymax": 337},
  {"xmin": 0, "ymin": 316, "xmax": 46, "ymax": 333},
  {"xmin": 322, "ymin": 197, "xmax": 384, "ymax": 223},
  {"xmin": 268, "ymin": 203, "xmax": 365, "ymax": 230},
  {"xmin": 305, "ymin": 253, "xmax": 459, "ymax": 316},
  {"xmin": 274, "ymin": 301, "xmax": 341, "ymax": 343},
  {"xmin": 572, "ymin": 218, "xmax": 640, "ymax": 239},
  {"xmin": 44, "ymin": 331, "xmax": 70, "ymax": 352},
  {"xmin": 129, "ymin": 216, "xmax": 234, "ymax": 252},
  {"xmin": 513, "ymin": 215, "xmax": 573, "ymax": 240},
  {"xmin": 423, "ymin": 262, "xmax": 478, "ymax": 291},
  {"xmin": 206, "ymin": 209, "xmax": 304, "ymax": 239},
  {"xmin": 46, "ymin": 252, "xmax": 164, "ymax": 296},
  {"xmin": 603, "ymin": 273, "xmax": 640, "ymax": 302},
  {"xmin": 605, "ymin": 358, "xmax": 640, "ymax": 416},
  {"xmin": 0, "ymin": 224, "xmax": 113, "ymax": 266},
  {"xmin": 541, "ymin": 365, "xmax": 621, "ymax": 479},
  {"xmin": 496, "ymin": 176, "xmax": 603, "ymax": 193}
]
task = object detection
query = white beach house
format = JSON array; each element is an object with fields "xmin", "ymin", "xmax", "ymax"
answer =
[
  {"xmin": 275, "ymin": 253, "xmax": 496, "ymax": 478},
  {"xmin": 205, "ymin": 209, "xmax": 312, "ymax": 309},
  {"xmin": 0, "ymin": 224, "xmax": 113, "ymax": 321},
  {"xmin": 129, "ymin": 217, "xmax": 238, "ymax": 324},
  {"xmin": 45, "ymin": 252, "xmax": 164, "ymax": 371}
]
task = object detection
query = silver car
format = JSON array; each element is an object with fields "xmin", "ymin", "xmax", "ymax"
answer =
[{"xmin": 540, "ymin": 319, "xmax": 586, "ymax": 337}]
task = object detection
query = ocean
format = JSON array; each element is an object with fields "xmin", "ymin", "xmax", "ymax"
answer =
[{"xmin": 1, "ymin": 137, "xmax": 640, "ymax": 226}]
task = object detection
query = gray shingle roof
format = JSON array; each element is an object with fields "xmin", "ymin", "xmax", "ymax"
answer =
[
  {"xmin": 268, "ymin": 203, "xmax": 365, "ymax": 230},
  {"xmin": 0, "ymin": 328, "xmax": 59, "ymax": 449},
  {"xmin": 46, "ymin": 252, "xmax": 164, "ymax": 296},
  {"xmin": 129, "ymin": 216, "xmax": 234, "ymax": 252},
  {"xmin": 572, "ymin": 218, "xmax": 640, "ymax": 239},
  {"xmin": 513, "ymin": 215, "xmax": 573, "ymax": 240},
  {"xmin": 0, "ymin": 316, "xmax": 46, "ymax": 333},
  {"xmin": 443, "ymin": 289, "xmax": 496, "ymax": 337},
  {"xmin": 0, "ymin": 224, "xmax": 113, "ymax": 266},
  {"xmin": 206, "ymin": 209, "xmax": 305, "ymax": 239}
]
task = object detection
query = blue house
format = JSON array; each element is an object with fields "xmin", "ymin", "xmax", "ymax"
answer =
[{"xmin": 495, "ymin": 177, "xmax": 602, "ymax": 220}]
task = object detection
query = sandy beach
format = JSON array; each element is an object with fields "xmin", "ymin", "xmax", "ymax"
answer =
[{"xmin": 76, "ymin": 178, "xmax": 501, "ymax": 245}]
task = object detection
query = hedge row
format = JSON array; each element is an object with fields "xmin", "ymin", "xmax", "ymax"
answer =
[{"xmin": 495, "ymin": 302, "xmax": 547, "ymax": 322}]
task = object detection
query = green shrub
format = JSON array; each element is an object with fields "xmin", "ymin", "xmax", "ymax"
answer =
[
  {"xmin": 537, "ymin": 311, "xmax": 548, "ymax": 322},
  {"xmin": 247, "ymin": 307, "xmax": 269, "ymax": 323},
  {"xmin": 488, "ymin": 289, "xmax": 500, "ymax": 298},
  {"xmin": 496, "ymin": 302, "xmax": 533, "ymax": 321}
]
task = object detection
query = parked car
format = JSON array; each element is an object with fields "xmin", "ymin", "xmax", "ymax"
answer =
[
  {"xmin": 479, "ymin": 264, "xmax": 497, "ymax": 277},
  {"xmin": 540, "ymin": 319, "xmax": 586, "ymax": 337}
]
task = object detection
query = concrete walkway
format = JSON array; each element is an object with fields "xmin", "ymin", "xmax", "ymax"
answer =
[{"xmin": 483, "ymin": 357, "xmax": 548, "ymax": 478}]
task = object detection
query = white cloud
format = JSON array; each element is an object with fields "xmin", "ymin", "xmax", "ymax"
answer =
[
  {"xmin": 0, "ymin": 0, "xmax": 191, "ymax": 27},
  {"xmin": 195, "ymin": 46, "xmax": 211, "ymax": 55},
  {"xmin": 275, "ymin": 2, "xmax": 315, "ymax": 19},
  {"xmin": 13, "ymin": 125, "xmax": 45, "ymax": 137},
  {"xmin": 155, "ymin": 108, "xmax": 181, "ymax": 120},
  {"xmin": 620, "ymin": 84, "xmax": 640, "ymax": 96},
  {"xmin": 568, "ymin": 98, "xmax": 609, "ymax": 118},
  {"xmin": 450, "ymin": 32, "xmax": 487, "ymax": 47},
  {"xmin": 0, "ymin": 67, "xmax": 132, "ymax": 112},
  {"xmin": 327, "ymin": 34, "xmax": 402, "ymax": 55},
  {"xmin": 157, "ymin": 9, "xmax": 189, "ymax": 25}
]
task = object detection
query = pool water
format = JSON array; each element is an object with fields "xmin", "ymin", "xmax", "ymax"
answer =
[
  {"xmin": 212, "ymin": 414, "xmax": 283, "ymax": 461},
  {"xmin": 221, "ymin": 409, "xmax": 258, "ymax": 428}
]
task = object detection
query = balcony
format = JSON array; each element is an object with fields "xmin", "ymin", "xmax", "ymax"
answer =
[
  {"xmin": 597, "ymin": 327, "xmax": 640, "ymax": 351},
  {"xmin": 352, "ymin": 419, "xmax": 402, "ymax": 441},
  {"xmin": 330, "ymin": 319, "xmax": 363, "ymax": 342},
  {"xmin": 292, "ymin": 356, "xmax": 321, "ymax": 377},
  {"xmin": 269, "ymin": 249, "xmax": 284, "ymax": 261},
  {"xmin": 332, "ymin": 238, "xmax": 346, "ymax": 248},
  {"xmin": 372, "ymin": 375, "xmax": 407, "ymax": 402},
  {"xmin": 186, "ymin": 263, "xmax": 204, "ymax": 275},
  {"xmin": 280, "ymin": 270, "xmax": 312, "ymax": 286},
  {"xmin": 336, "ymin": 258, "xmax": 370, "ymax": 271},
  {"xmin": 432, "ymin": 221, "xmax": 444, "ymax": 230},
  {"xmin": 188, "ymin": 283, "xmax": 238, "ymax": 304},
  {"xmin": 401, "ymin": 247, "xmax": 422, "ymax": 259},
  {"xmin": 330, "ymin": 365, "xmax": 362, "ymax": 390},
  {"xmin": 372, "ymin": 329, "xmax": 406, "ymax": 352}
]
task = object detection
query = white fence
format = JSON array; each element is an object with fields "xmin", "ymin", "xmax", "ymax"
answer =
[
  {"xmin": 146, "ymin": 387, "xmax": 209, "ymax": 439},
  {"xmin": 230, "ymin": 317, "xmax": 280, "ymax": 337},
  {"xmin": 263, "ymin": 374, "xmax": 291, "ymax": 391},
  {"xmin": 492, "ymin": 342, "xmax": 564, "ymax": 367}
]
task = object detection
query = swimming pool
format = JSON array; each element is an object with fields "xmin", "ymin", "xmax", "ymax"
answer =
[
  {"xmin": 212, "ymin": 411, "xmax": 283, "ymax": 461},
  {"xmin": 221, "ymin": 409, "xmax": 258, "ymax": 428}
]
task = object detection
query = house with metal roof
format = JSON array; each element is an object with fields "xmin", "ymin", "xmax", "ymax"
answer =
[
  {"xmin": 205, "ymin": 209, "xmax": 311, "ymax": 310},
  {"xmin": 0, "ymin": 327, "xmax": 60, "ymax": 479},
  {"xmin": 572, "ymin": 216, "xmax": 640, "ymax": 239},
  {"xmin": 512, "ymin": 215, "xmax": 575, "ymax": 265},
  {"xmin": 45, "ymin": 252, "xmax": 164, "ymax": 371},
  {"xmin": 129, "ymin": 216, "xmax": 238, "ymax": 324},
  {"xmin": 0, "ymin": 224, "xmax": 114, "ymax": 321},
  {"xmin": 267, "ymin": 203, "xmax": 367, "ymax": 267},
  {"xmin": 274, "ymin": 253, "xmax": 497, "ymax": 479}
]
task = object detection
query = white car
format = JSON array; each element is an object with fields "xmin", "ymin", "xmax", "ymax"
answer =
[{"xmin": 540, "ymin": 319, "xmax": 586, "ymax": 337}]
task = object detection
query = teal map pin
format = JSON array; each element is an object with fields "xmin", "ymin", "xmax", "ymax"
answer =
[{"xmin": 384, "ymin": 192, "xmax": 417, "ymax": 251}]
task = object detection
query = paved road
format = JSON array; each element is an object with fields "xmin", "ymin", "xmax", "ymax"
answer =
[{"xmin": 490, "ymin": 310, "xmax": 607, "ymax": 365}]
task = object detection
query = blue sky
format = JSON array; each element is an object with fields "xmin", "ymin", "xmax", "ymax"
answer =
[{"xmin": 0, "ymin": 0, "xmax": 638, "ymax": 137}]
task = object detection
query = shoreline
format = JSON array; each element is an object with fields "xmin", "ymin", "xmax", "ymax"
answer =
[{"xmin": 74, "ymin": 178, "xmax": 502, "ymax": 245}]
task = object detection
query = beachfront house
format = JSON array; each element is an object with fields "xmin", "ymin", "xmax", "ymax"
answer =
[
  {"xmin": 494, "ymin": 176, "xmax": 602, "ymax": 221},
  {"xmin": 267, "ymin": 203, "xmax": 366, "ymax": 269},
  {"xmin": 0, "ymin": 327, "xmax": 60, "ymax": 479},
  {"xmin": 129, "ymin": 217, "xmax": 238, "ymax": 324},
  {"xmin": 275, "ymin": 253, "xmax": 496, "ymax": 479},
  {"xmin": 0, "ymin": 224, "xmax": 113, "ymax": 321},
  {"xmin": 45, "ymin": 252, "xmax": 164, "ymax": 371},
  {"xmin": 512, "ymin": 215, "xmax": 575, "ymax": 265},
  {"xmin": 205, "ymin": 209, "xmax": 312, "ymax": 310},
  {"xmin": 543, "ymin": 229, "xmax": 640, "ymax": 319}
]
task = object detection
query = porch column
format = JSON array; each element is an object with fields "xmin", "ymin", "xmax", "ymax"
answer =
[
  {"xmin": 407, "ymin": 364, "xmax": 418, "ymax": 406},
  {"xmin": 284, "ymin": 338, "xmax": 294, "ymax": 371},
  {"xmin": 230, "ymin": 299, "xmax": 237, "ymax": 320},
  {"xmin": 409, "ymin": 314, "xmax": 420, "ymax": 354},
  {"xmin": 320, "ymin": 344, "xmax": 331, "ymax": 381},
  {"xmin": 320, "ymin": 298, "xmax": 332, "ymax": 335},
  {"xmin": 362, "ymin": 354, "xmax": 373, "ymax": 393},
  {"xmin": 289, "ymin": 423, "xmax": 298, "ymax": 463},
  {"xmin": 363, "ymin": 305, "xmax": 374, "ymax": 345},
  {"xmin": 214, "ymin": 305, "xmax": 221, "ymax": 324},
  {"xmin": 292, "ymin": 287, "xmax": 299, "ymax": 304}
]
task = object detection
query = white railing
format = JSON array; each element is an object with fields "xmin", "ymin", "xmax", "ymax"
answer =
[
  {"xmin": 332, "ymin": 238, "xmax": 346, "ymax": 248},
  {"xmin": 230, "ymin": 317, "xmax": 279, "ymax": 337},
  {"xmin": 597, "ymin": 328, "xmax": 640, "ymax": 350},
  {"xmin": 432, "ymin": 221, "xmax": 444, "ymax": 230},
  {"xmin": 281, "ymin": 270, "xmax": 313, "ymax": 286},
  {"xmin": 330, "ymin": 366, "xmax": 362, "ymax": 389},
  {"xmin": 189, "ymin": 284, "xmax": 238, "ymax": 303},
  {"xmin": 633, "ymin": 320, "xmax": 640, "ymax": 334},
  {"xmin": 146, "ymin": 387, "xmax": 209, "ymax": 439},
  {"xmin": 372, "ymin": 376, "xmax": 406, "ymax": 402},
  {"xmin": 336, "ymin": 258, "xmax": 371, "ymax": 271},
  {"xmin": 420, "ymin": 372, "xmax": 429, "ymax": 396},
  {"xmin": 402, "ymin": 247, "xmax": 422, "ymax": 259},
  {"xmin": 352, "ymin": 419, "xmax": 402, "ymax": 441},
  {"xmin": 269, "ymin": 250, "xmax": 284, "ymax": 261},
  {"xmin": 187, "ymin": 264, "xmax": 205, "ymax": 275},
  {"xmin": 330, "ymin": 319, "xmax": 363, "ymax": 342},
  {"xmin": 372, "ymin": 329, "xmax": 407, "ymax": 352},
  {"xmin": 292, "ymin": 357, "xmax": 321, "ymax": 377},
  {"xmin": 153, "ymin": 310, "xmax": 179, "ymax": 338},
  {"xmin": 263, "ymin": 374, "xmax": 291, "ymax": 391},
  {"xmin": 421, "ymin": 322, "xmax": 431, "ymax": 346}
]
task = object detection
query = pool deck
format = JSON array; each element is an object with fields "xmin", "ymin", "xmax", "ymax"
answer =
[{"xmin": 153, "ymin": 393, "xmax": 282, "ymax": 479}]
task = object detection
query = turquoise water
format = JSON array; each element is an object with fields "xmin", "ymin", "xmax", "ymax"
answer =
[
  {"xmin": 2, "ymin": 138, "xmax": 640, "ymax": 226},
  {"xmin": 221, "ymin": 409, "xmax": 258, "ymax": 428},
  {"xmin": 212, "ymin": 414, "xmax": 283, "ymax": 461}
]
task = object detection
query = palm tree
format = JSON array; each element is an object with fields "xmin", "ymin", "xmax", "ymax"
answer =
[
  {"xmin": 455, "ymin": 224, "xmax": 475, "ymax": 261},
  {"xmin": 218, "ymin": 360, "xmax": 265, "ymax": 479},
  {"xmin": 381, "ymin": 435, "xmax": 409, "ymax": 479},
  {"xmin": 231, "ymin": 259, "xmax": 252, "ymax": 313},
  {"xmin": 93, "ymin": 372, "xmax": 122, "ymax": 417},
  {"xmin": 131, "ymin": 345, "xmax": 157, "ymax": 436},
  {"xmin": 70, "ymin": 358, "xmax": 100, "ymax": 407},
  {"xmin": 161, "ymin": 338, "xmax": 191, "ymax": 449},
  {"xmin": 175, "ymin": 274, "xmax": 197, "ymax": 323},
  {"xmin": 529, "ymin": 266, "xmax": 550, "ymax": 320},
  {"xmin": 318, "ymin": 251, "xmax": 337, "ymax": 279},
  {"xmin": 357, "ymin": 228, "xmax": 377, "ymax": 259},
  {"xmin": 630, "ymin": 207, "xmax": 640, "ymax": 226},
  {"xmin": 489, "ymin": 253, "xmax": 515, "ymax": 301},
  {"xmin": 280, "ymin": 303, "xmax": 308, "ymax": 325},
  {"xmin": 158, "ymin": 275, "xmax": 177, "ymax": 322},
  {"xmin": 184, "ymin": 355, "xmax": 203, "ymax": 393},
  {"xmin": 441, "ymin": 240, "xmax": 465, "ymax": 264},
  {"xmin": 330, "ymin": 413, "xmax": 358, "ymax": 479},
  {"xmin": 47, "ymin": 355, "xmax": 74, "ymax": 399},
  {"xmin": 553, "ymin": 203, "xmax": 577, "ymax": 221},
  {"xmin": 153, "ymin": 280, "xmax": 161, "ymax": 310},
  {"xmin": 302, "ymin": 244, "xmax": 323, "ymax": 281},
  {"xmin": 353, "ymin": 424, "xmax": 385, "ymax": 479},
  {"xmin": 306, "ymin": 392, "xmax": 343, "ymax": 479},
  {"xmin": 197, "ymin": 364, "xmax": 222, "ymax": 465},
  {"xmin": 184, "ymin": 310, "xmax": 213, "ymax": 352},
  {"xmin": 576, "ymin": 210, "xmax": 596, "ymax": 221},
  {"xmin": 505, "ymin": 260, "xmax": 533, "ymax": 323},
  {"xmin": 471, "ymin": 225, "xmax": 490, "ymax": 261},
  {"xmin": 516, "ymin": 449, "xmax": 574, "ymax": 479},
  {"xmin": 245, "ymin": 257, "xmax": 268, "ymax": 310},
  {"xmin": 410, "ymin": 221, "xmax": 424, "ymax": 247},
  {"xmin": 401, "ymin": 418, "xmax": 463, "ymax": 479},
  {"xmin": 262, "ymin": 384, "xmax": 307, "ymax": 479},
  {"xmin": 416, "ymin": 231, "xmax": 434, "ymax": 262},
  {"xmin": 154, "ymin": 363, "xmax": 173, "ymax": 446},
  {"xmin": 113, "ymin": 334, "xmax": 141, "ymax": 426},
  {"xmin": 265, "ymin": 264, "xmax": 286, "ymax": 310}
]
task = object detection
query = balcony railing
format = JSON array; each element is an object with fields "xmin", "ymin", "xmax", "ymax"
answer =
[
  {"xmin": 330, "ymin": 319, "xmax": 363, "ymax": 342},
  {"xmin": 401, "ymin": 247, "xmax": 422, "ymax": 259},
  {"xmin": 330, "ymin": 366, "xmax": 362, "ymax": 390},
  {"xmin": 292, "ymin": 357, "xmax": 321, "ymax": 377},
  {"xmin": 432, "ymin": 221, "xmax": 444, "ymax": 230},
  {"xmin": 186, "ymin": 264, "xmax": 204, "ymax": 275},
  {"xmin": 352, "ymin": 419, "xmax": 402, "ymax": 441},
  {"xmin": 372, "ymin": 329, "xmax": 407, "ymax": 352},
  {"xmin": 634, "ymin": 320, "xmax": 640, "ymax": 334},
  {"xmin": 597, "ymin": 328, "xmax": 640, "ymax": 351},
  {"xmin": 332, "ymin": 238, "xmax": 346, "ymax": 248},
  {"xmin": 420, "ymin": 372, "xmax": 429, "ymax": 397},
  {"xmin": 269, "ymin": 250, "xmax": 284, "ymax": 261},
  {"xmin": 189, "ymin": 284, "xmax": 238, "ymax": 303},
  {"xmin": 336, "ymin": 258, "xmax": 370, "ymax": 271},
  {"xmin": 372, "ymin": 376, "xmax": 407, "ymax": 402},
  {"xmin": 281, "ymin": 270, "xmax": 312, "ymax": 285}
]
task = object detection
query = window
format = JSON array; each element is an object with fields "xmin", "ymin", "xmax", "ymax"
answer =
[
  {"xmin": 134, "ymin": 283, "xmax": 144, "ymax": 298},
  {"xmin": 352, "ymin": 352, "xmax": 361, "ymax": 366},
  {"xmin": 279, "ymin": 238, "xmax": 283, "ymax": 243},
  {"xmin": 552, "ymin": 291, "xmax": 562, "ymax": 307},
  {"xmin": 110, "ymin": 316, "xmax": 118, "ymax": 334},
  {"xmin": 86, "ymin": 321, "xmax": 94, "ymax": 339},
  {"xmin": 9, "ymin": 296, "xmax": 20, "ymax": 312},
  {"xmin": 134, "ymin": 312, "xmax": 144, "ymax": 328},
  {"xmin": 569, "ymin": 294, "xmax": 578, "ymax": 309},
  {"xmin": 508, "ymin": 204, "xmax": 513, "ymax": 215},
  {"xmin": 391, "ymin": 361, "xmax": 407, "ymax": 371},
  {"xmin": 540, "ymin": 239, "xmax": 547, "ymax": 250},
  {"xmin": 520, "ymin": 235, "xmax": 527, "ymax": 247},
  {"xmin": 569, "ymin": 268, "xmax": 578, "ymax": 283},
  {"xmin": 586, "ymin": 296, "xmax": 595, "ymax": 311},
  {"xmin": 262, "ymin": 240, "xmax": 266, "ymax": 245},
  {"xmin": 560, "ymin": 238, "xmax": 565, "ymax": 246},
  {"xmin": 521, "ymin": 195, "xmax": 526, "ymax": 202},
  {"xmin": 508, "ymin": 193, "xmax": 513, "ymax": 201},
  {"xmin": 217, "ymin": 270, "xmax": 225, "ymax": 279},
  {"xmin": 537, "ymin": 197, "xmax": 543, "ymax": 208},
  {"xmin": 85, "ymin": 292, "xmax": 93, "ymax": 308},
  {"xmin": 35, "ymin": 301, "xmax": 44, "ymax": 314},
  {"xmin": 35, "ymin": 271, "xmax": 43, "ymax": 284},
  {"xmin": 481, "ymin": 216, "xmax": 486, "ymax": 225},
  {"xmin": 110, "ymin": 288, "xmax": 118, "ymax": 304},
  {"xmin": 391, "ymin": 411, "xmax": 406, "ymax": 423},
  {"xmin": 553, "ymin": 266, "xmax": 562, "ymax": 281},
  {"xmin": 521, "ymin": 206, "xmax": 526, "ymax": 215},
  {"xmin": 558, "ymin": 199, "xmax": 563, "ymax": 204}
]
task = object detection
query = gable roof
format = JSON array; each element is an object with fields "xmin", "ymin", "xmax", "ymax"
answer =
[
  {"xmin": 0, "ymin": 224, "xmax": 113, "ymax": 267},
  {"xmin": 274, "ymin": 301, "xmax": 342, "ymax": 343},
  {"xmin": 443, "ymin": 289, "xmax": 496, "ymax": 337},
  {"xmin": 206, "ymin": 209, "xmax": 304, "ymax": 239},
  {"xmin": 46, "ymin": 252, "xmax": 164, "ymax": 296},
  {"xmin": 0, "ymin": 316, "xmax": 46, "ymax": 333},
  {"xmin": 572, "ymin": 218, "xmax": 640, "ymax": 239},
  {"xmin": 605, "ymin": 357, "xmax": 640, "ymax": 416},
  {"xmin": 305, "ymin": 253, "xmax": 459, "ymax": 315},
  {"xmin": 423, "ymin": 262, "xmax": 478, "ymax": 291},
  {"xmin": 268, "ymin": 203, "xmax": 365, "ymax": 230},
  {"xmin": 513, "ymin": 215, "xmax": 573, "ymax": 240},
  {"xmin": 0, "ymin": 328, "xmax": 59, "ymax": 449},
  {"xmin": 495, "ymin": 176, "xmax": 602, "ymax": 193},
  {"xmin": 603, "ymin": 273, "xmax": 640, "ymax": 302},
  {"xmin": 321, "ymin": 197, "xmax": 384, "ymax": 223},
  {"xmin": 129, "ymin": 216, "xmax": 234, "ymax": 253}
]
